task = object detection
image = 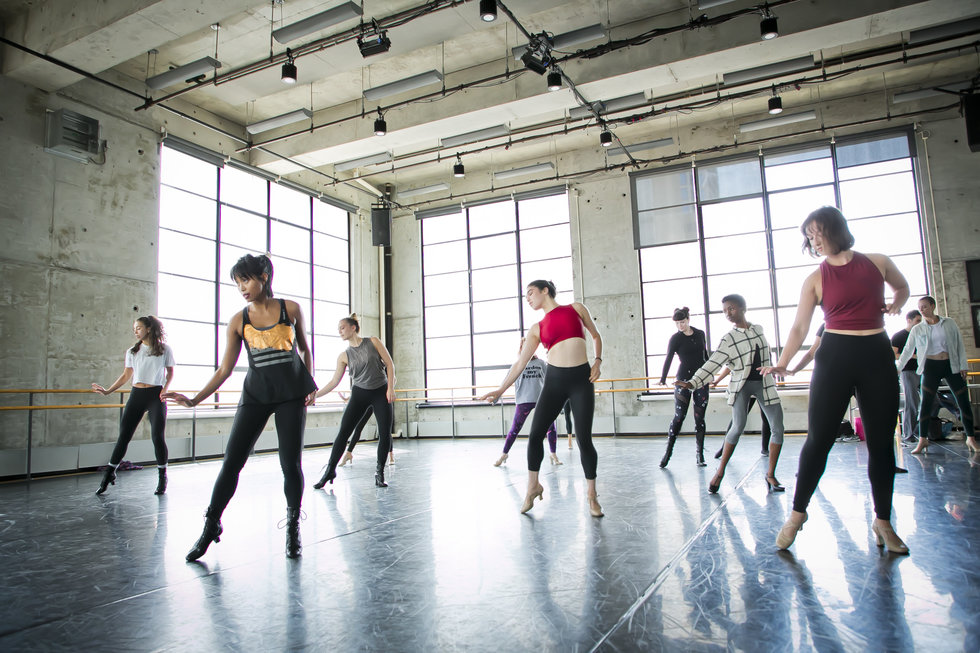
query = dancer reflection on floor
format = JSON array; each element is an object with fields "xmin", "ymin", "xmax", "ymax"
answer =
[
  {"xmin": 676, "ymin": 294, "xmax": 786, "ymax": 495},
  {"xmin": 92, "ymin": 316, "xmax": 175, "ymax": 495},
  {"xmin": 312, "ymin": 314, "xmax": 395, "ymax": 489},
  {"xmin": 166, "ymin": 254, "xmax": 316, "ymax": 560},
  {"xmin": 494, "ymin": 338, "xmax": 561, "ymax": 467},
  {"xmin": 761, "ymin": 206, "xmax": 911, "ymax": 554},
  {"xmin": 481, "ymin": 280, "xmax": 604, "ymax": 517},
  {"xmin": 659, "ymin": 307, "xmax": 710, "ymax": 468}
]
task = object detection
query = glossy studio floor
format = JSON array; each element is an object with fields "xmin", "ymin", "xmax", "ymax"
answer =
[{"xmin": 1, "ymin": 434, "xmax": 977, "ymax": 652}]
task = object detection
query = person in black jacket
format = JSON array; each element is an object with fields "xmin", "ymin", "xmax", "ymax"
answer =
[{"xmin": 659, "ymin": 307, "xmax": 710, "ymax": 468}]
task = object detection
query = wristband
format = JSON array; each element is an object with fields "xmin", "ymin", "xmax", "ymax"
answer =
[{"xmin": 594, "ymin": 357, "xmax": 602, "ymax": 362}]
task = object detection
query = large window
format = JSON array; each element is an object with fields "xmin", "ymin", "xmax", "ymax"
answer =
[
  {"xmin": 421, "ymin": 190, "xmax": 573, "ymax": 400},
  {"xmin": 158, "ymin": 145, "xmax": 350, "ymax": 405},
  {"xmin": 634, "ymin": 131, "xmax": 928, "ymax": 386}
]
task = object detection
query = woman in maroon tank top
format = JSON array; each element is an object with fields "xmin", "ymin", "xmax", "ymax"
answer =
[{"xmin": 760, "ymin": 207, "xmax": 912, "ymax": 555}]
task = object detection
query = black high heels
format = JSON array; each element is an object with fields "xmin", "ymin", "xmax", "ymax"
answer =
[
  {"xmin": 313, "ymin": 467, "xmax": 336, "ymax": 490},
  {"xmin": 708, "ymin": 472, "xmax": 723, "ymax": 494},
  {"xmin": 284, "ymin": 508, "xmax": 302, "ymax": 559},
  {"xmin": 96, "ymin": 468, "xmax": 116, "ymax": 495},
  {"xmin": 154, "ymin": 468, "xmax": 168, "ymax": 495},
  {"xmin": 696, "ymin": 450, "xmax": 706, "ymax": 467},
  {"xmin": 375, "ymin": 470, "xmax": 388, "ymax": 487},
  {"xmin": 186, "ymin": 508, "xmax": 223, "ymax": 561},
  {"xmin": 765, "ymin": 475, "xmax": 785, "ymax": 492}
]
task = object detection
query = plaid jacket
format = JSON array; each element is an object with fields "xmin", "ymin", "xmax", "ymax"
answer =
[{"xmin": 688, "ymin": 323, "xmax": 780, "ymax": 406}]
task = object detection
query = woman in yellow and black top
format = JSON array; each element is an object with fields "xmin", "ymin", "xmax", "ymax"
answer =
[{"xmin": 166, "ymin": 254, "xmax": 316, "ymax": 561}]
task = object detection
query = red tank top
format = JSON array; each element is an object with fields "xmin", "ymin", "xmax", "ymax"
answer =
[
  {"xmin": 539, "ymin": 304, "xmax": 586, "ymax": 350},
  {"xmin": 820, "ymin": 251, "xmax": 885, "ymax": 330}
]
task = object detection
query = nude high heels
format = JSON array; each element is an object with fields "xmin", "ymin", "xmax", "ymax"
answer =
[
  {"xmin": 493, "ymin": 453, "xmax": 508, "ymax": 467},
  {"xmin": 775, "ymin": 512, "xmax": 808, "ymax": 550},
  {"xmin": 871, "ymin": 519, "xmax": 909, "ymax": 554},
  {"xmin": 588, "ymin": 495, "xmax": 604, "ymax": 518},
  {"xmin": 520, "ymin": 485, "xmax": 544, "ymax": 514},
  {"xmin": 549, "ymin": 453, "xmax": 563, "ymax": 466},
  {"xmin": 339, "ymin": 451, "xmax": 354, "ymax": 467}
]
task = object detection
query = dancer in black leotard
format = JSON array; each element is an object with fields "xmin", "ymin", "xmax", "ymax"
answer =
[
  {"xmin": 659, "ymin": 307, "xmax": 709, "ymax": 468},
  {"xmin": 166, "ymin": 254, "xmax": 316, "ymax": 560},
  {"xmin": 312, "ymin": 314, "xmax": 396, "ymax": 489}
]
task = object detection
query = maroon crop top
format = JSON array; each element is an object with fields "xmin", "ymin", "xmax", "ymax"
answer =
[
  {"xmin": 820, "ymin": 251, "xmax": 885, "ymax": 330},
  {"xmin": 539, "ymin": 304, "xmax": 586, "ymax": 350}
]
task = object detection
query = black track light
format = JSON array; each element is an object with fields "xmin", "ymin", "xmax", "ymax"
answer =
[
  {"xmin": 547, "ymin": 69, "xmax": 562, "ymax": 91},
  {"xmin": 479, "ymin": 0, "xmax": 497, "ymax": 22},
  {"xmin": 374, "ymin": 109, "xmax": 387, "ymax": 136},
  {"xmin": 768, "ymin": 95, "xmax": 783, "ymax": 115},
  {"xmin": 281, "ymin": 48, "xmax": 297, "ymax": 84},
  {"xmin": 453, "ymin": 154, "xmax": 465, "ymax": 178},
  {"xmin": 600, "ymin": 129, "xmax": 613, "ymax": 147},
  {"xmin": 760, "ymin": 15, "xmax": 778, "ymax": 40}
]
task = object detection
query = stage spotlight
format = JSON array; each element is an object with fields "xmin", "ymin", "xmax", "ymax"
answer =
[
  {"xmin": 480, "ymin": 0, "xmax": 497, "ymax": 22},
  {"xmin": 281, "ymin": 48, "xmax": 297, "ymax": 84},
  {"xmin": 600, "ymin": 129, "xmax": 613, "ymax": 147},
  {"xmin": 453, "ymin": 154, "xmax": 465, "ymax": 178},
  {"xmin": 547, "ymin": 68, "xmax": 562, "ymax": 91},
  {"xmin": 520, "ymin": 33, "xmax": 553, "ymax": 74},
  {"xmin": 768, "ymin": 95, "xmax": 783, "ymax": 115},
  {"xmin": 358, "ymin": 28, "xmax": 391, "ymax": 57},
  {"xmin": 760, "ymin": 15, "xmax": 778, "ymax": 40},
  {"xmin": 374, "ymin": 109, "xmax": 387, "ymax": 136}
]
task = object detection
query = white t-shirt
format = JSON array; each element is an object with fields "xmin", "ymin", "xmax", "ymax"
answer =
[
  {"xmin": 125, "ymin": 343, "xmax": 176, "ymax": 386},
  {"xmin": 926, "ymin": 321, "xmax": 947, "ymax": 356}
]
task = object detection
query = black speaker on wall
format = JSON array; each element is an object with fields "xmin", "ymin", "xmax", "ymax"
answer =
[
  {"xmin": 965, "ymin": 94, "xmax": 980, "ymax": 153},
  {"xmin": 371, "ymin": 204, "xmax": 391, "ymax": 247}
]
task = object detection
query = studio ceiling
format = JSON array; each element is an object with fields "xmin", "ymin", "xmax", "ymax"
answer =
[{"xmin": 2, "ymin": 0, "xmax": 978, "ymax": 204}]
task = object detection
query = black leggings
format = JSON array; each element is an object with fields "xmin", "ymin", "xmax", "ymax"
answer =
[
  {"xmin": 669, "ymin": 385, "xmax": 709, "ymax": 437},
  {"xmin": 919, "ymin": 358, "xmax": 975, "ymax": 440},
  {"xmin": 528, "ymin": 364, "xmax": 597, "ymax": 478},
  {"xmin": 327, "ymin": 385, "xmax": 392, "ymax": 472},
  {"xmin": 346, "ymin": 405, "xmax": 394, "ymax": 452},
  {"xmin": 209, "ymin": 398, "xmax": 307, "ymax": 514},
  {"xmin": 110, "ymin": 386, "xmax": 168, "ymax": 466},
  {"xmin": 792, "ymin": 332, "xmax": 899, "ymax": 519}
]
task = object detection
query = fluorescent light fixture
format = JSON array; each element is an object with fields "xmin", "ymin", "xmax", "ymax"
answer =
[
  {"xmin": 892, "ymin": 81, "xmax": 971, "ymax": 104},
  {"xmin": 493, "ymin": 162, "xmax": 555, "ymax": 180},
  {"xmin": 698, "ymin": 0, "xmax": 737, "ymax": 8},
  {"xmin": 568, "ymin": 92, "xmax": 647, "ymax": 119},
  {"xmin": 246, "ymin": 108, "xmax": 313, "ymax": 134},
  {"xmin": 908, "ymin": 16, "xmax": 980, "ymax": 45},
  {"xmin": 739, "ymin": 110, "xmax": 817, "ymax": 133},
  {"xmin": 398, "ymin": 182, "xmax": 450, "ymax": 198},
  {"xmin": 607, "ymin": 137, "xmax": 674, "ymax": 157},
  {"xmin": 723, "ymin": 56, "xmax": 815, "ymax": 86},
  {"xmin": 512, "ymin": 24, "xmax": 606, "ymax": 60},
  {"xmin": 363, "ymin": 70, "xmax": 443, "ymax": 101},
  {"xmin": 146, "ymin": 57, "xmax": 221, "ymax": 90},
  {"xmin": 272, "ymin": 2, "xmax": 363, "ymax": 44},
  {"xmin": 334, "ymin": 151, "xmax": 392, "ymax": 172},
  {"xmin": 441, "ymin": 124, "xmax": 510, "ymax": 148}
]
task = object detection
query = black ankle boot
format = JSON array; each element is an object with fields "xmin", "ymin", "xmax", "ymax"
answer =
[
  {"xmin": 714, "ymin": 446, "xmax": 723, "ymax": 460},
  {"xmin": 186, "ymin": 507, "xmax": 223, "ymax": 562},
  {"xmin": 696, "ymin": 433, "xmax": 707, "ymax": 466},
  {"xmin": 285, "ymin": 508, "xmax": 301, "ymax": 559},
  {"xmin": 659, "ymin": 436, "xmax": 676, "ymax": 468},
  {"xmin": 313, "ymin": 467, "xmax": 336, "ymax": 490},
  {"xmin": 96, "ymin": 467, "xmax": 116, "ymax": 495},
  {"xmin": 154, "ymin": 468, "xmax": 168, "ymax": 495},
  {"xmin": 375, "ymin": 468, "xmax": 388, "ymax": 487}
]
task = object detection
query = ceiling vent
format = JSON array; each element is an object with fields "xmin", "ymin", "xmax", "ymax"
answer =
[{"xmin": 44, "ymin": 109, "xmax": 101, "ymax": 163}]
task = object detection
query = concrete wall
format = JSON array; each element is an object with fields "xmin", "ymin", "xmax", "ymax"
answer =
[{"xmin": 2, "ymin": 72, "xmax": 978, "ymax": 477}]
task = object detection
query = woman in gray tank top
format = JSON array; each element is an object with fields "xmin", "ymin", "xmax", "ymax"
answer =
[{"xmin": 312, "ymin": 314, "xmax": 396, "ymax": 488}]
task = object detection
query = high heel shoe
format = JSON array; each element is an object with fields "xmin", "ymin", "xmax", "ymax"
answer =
[
  {"xmin": 967, "ymin": 437, "xmax": 979, "ymax": 454},
  {"xmin": 493, "ymin": 453, "xmax": 508, "ymax": 467},
  {"xmin": 708, "ymin": 471, "xmax": 723, "ymax": 494},
  {"xmin": 313, "ymin": 467, "xmax": 336, "ymax": 489},
  {"xmin": 775, "ymin": 512, "xmax": 808, "ymax": 550},
  {"xmin": 765, "ymin": 475, "xmax": 785, "ymax": 493},
  {"xmin": 696, "ymin": 450, "xmax": 706, "ymax": 467},
  {"xmin": 339, "ymin": 451, "xmax": 353, "ymax": 467},
  {"xmin": 910, "ymin": 440, "xmax": 929, "ymax": 454},
  {"xmin": 96, "ymin": 467, "xmax": 116, "ymax": 495},
  {"xmin": 520, "ymin": 486, "xmax": 544, "ymax": 514},
  {"xmin": 714, "ymin": 446, "xmax": 723, "ymax": 460},
  {"xmin": 872, "ymin": 520, "xmax": 909, "ymax": 554},
  {"xmin": 375, "ymin": 469, "xmax": 388, "ymax": 487},
  {"xmin": 284, "ymin": 507, "xmax": 302, "ymax": 559},
  {"xmin": 186, "ymin": 508, "xmax": 223, "ymax": 561},
  {"xmin": 588, "ymin": 495, "xmax": 604, "ymax": 518},
  {"xmin": 549, "ymin": 453, "xmax": 563, "ymax": 466},
  {"xmin": 660, "ymin": 436, "xmax": 676, "ymax": 468}
]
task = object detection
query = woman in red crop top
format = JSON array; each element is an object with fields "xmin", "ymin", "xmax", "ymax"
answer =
[
  {"xmin": 760, "ymin": 207, "xmax": 911, "ymax": 555},
  {"xmin": 480, "ymin": 279, "xmax": 604, "ymax": 517}
]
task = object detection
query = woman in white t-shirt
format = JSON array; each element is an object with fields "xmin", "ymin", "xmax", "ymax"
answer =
[{"xmin": 92, "ymin": 316, "xmax": 175, "ymax": 495}]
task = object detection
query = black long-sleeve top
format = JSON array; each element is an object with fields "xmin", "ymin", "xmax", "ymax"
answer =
[{"xmin": 660, "ymin": 327, "xmax": 709, "ymax": 385}]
